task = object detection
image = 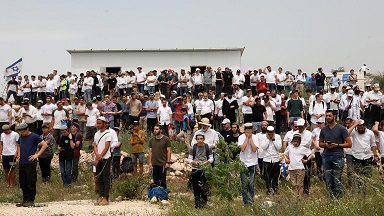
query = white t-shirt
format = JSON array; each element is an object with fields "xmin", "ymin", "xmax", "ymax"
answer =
[
  {"xmin": 157, "ymin": 106, "xmax": 172, "ymax": 125},
  {"xmin": 85, "ymin": 108, "xmax": 100, "ymax": 127},
  {"xmin": 238, "ymin": 134, "xmax": 258, "ymax": 167},
  {"xmin": 126, "ymin": 76, "xmax": 136, "ymax": 88},
  {"xmin": 83, "ymin": 77, "xmax": 94, "ymax": 91},
  {"xmin": 215, "ymin": 99, "xmax": 224, "ymax": 117},
  {"xmin": 378, "ymin": 131, "xmax": 384, "ymax": 157},
  {"xmin": 276, "ymin": 73, "xmax": 286, "ymax": 86},
  {"xmin": 94, "ymin": 130, "xmax": 112, "ymax": 159},
  {"xmin": 312, "ymin": 127, "xmax": 323, "ymax": 153},
  {"xmin": 0, "ymin": 131, "xmax": 19, "ymax": 155},
  {"xmin": 41, "ymin": 103, "xmax": 57, "ymax": 124},
  {"xmin": 260, "ymin": 134, "xmax": 282, "ymax": 163},
  {"xmin": 284, "ymin": 145, "xmax": 311, "ymax": 170},
  {"xmin": 147, "ymin": 75, "xmax": 157, "ymax": 87},
  {"xmin": 250, "ymin": 74, "xmax": 259, "ymax": 87},
  {"xmin": 46, "ymin": 79, "xmax": 56, "ymax": 92},
  {"xmin": 241, "ymin": 96, "xmax": 253, "ymax": 114},
  {"xmin": 0, "ymin": 104, "xmax": 12, "ymax": 122},
  {"xmin": 38, "ymin": 79, "xmax": 47, "ymax": 92},
  {"xmin": 136, "ymin": 72, "xmax": 146, "ymax": 84},
  {"xmin": 53, "ymin": 109, "xmax": 68, "ymax": 129},
  {"xmin": 198, "ymin": 99, "xmax": 214, "ymax": 116},
  {"xmin": 327, "ymin": 92, "xmax": 340, "ymax": 110},
  {"xmin": 265, "ymin": 71, "xmax": 276, "ymax": 84},
  {"xmin": 350, "ymin": 129, "xmax": 376, "ymax": 160},
  {"xmin": 192, "ymin": 74, "xmax": 203, "ymax": 85}
]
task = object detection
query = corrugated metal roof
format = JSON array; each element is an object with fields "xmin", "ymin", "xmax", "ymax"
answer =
[{"xmin": 67, "ymin": 47, "xmax": 245, "ymax": 56}]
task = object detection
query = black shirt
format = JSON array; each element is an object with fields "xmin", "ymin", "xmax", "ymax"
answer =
[
  {"xmin": 223, "ymin": 72, "xmax": 233, "ymax": 86},
  {"xmin": 252, "ymin": 104, "xmax": 266, "ymax": 122},
  {"xmin": 58, "ymin": 135, "xmax": 74, "ymax": 161},
  {"xmin": 315, "ymin": 73, "xmax": 326, "ymax": 86},
  {"xmin": 216, "ymin": 72, "xmax": 223, "ymax": 86},
  {"xmin": 108, "ymin": 78, "xmax": 117, "ymax": 90},
  {"xmin": 226, "ymin": 133, "xmax": 242, "ymax": 144}
]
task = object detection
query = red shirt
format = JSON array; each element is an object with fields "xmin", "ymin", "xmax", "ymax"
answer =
[{"xmin": 173, "ymin": 102, "xmax": 188, "ymax": 122}]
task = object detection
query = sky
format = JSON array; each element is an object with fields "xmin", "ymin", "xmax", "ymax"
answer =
[{"xmin": 1, "ymin": 0, "xmax": 384, "ymax": 82}]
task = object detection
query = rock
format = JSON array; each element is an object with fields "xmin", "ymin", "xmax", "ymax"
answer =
[
  {"xmin": 174, "ymin": 171, "xmax": 183, "ymax": 176},
  {"xmin": 150, "ymin": 197, "xmax": 158, "ymax": 203},
  {"xmin": 170, "ymin": 162, "xmax": 184, "ymax": 171},
  {"xmin": 74, "ymin": 185, "xmax": 88, "ymax": 189},
  {"xmin": 161, "ymin": 200, "xmax": 169, "ymax": 205},
  {"xmin": 262, "ymin": 201, "xmax": 275, "ymax": 208},
  {"xmin": 115, "ymin": 196, "xmax": 123, "ymax": 202},
  {"xmin": 170, "ymin": 172, "xmax": 175, "ymax": 176}
]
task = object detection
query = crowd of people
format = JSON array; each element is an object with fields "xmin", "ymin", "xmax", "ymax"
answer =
[{"xmin": 0, "ymin": 63, "xmax": 382, "ymax": 208}]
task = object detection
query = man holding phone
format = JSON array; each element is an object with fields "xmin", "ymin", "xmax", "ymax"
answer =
[{"xmin": 319, "ymin": 110, "xmax": 352, "ymax": 199}]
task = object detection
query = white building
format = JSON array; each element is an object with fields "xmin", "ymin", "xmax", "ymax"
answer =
[{"xmin": 67, "ymin": 47, "xmax": 245, "ymax": 74}]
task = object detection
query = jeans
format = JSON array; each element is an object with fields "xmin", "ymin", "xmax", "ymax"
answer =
[
  {"xmin": 7, "ymin": 90, "xmax": 17, "ymax": 103},
  {"xmin": 346, "ymin": 154, "xmax": 353, "ymax": 187},
  {"xmin": 322, "ymin": 155, "xmax": 344, "ymax": 199},
  {"xmin": 252, "ymin": 122, "xmax": 262, "ymax": 133},
  {"xmin": 59, "ymin": 160, "xmax": 73, "ymax": 186},
  {"xmin": 148, "ymin": 86, "xmax": 155, "ymax": 94},
  {"xmin": 289, "ymin": 117, "xmax": 300, "ymax": 127},
  {"xmin": 84, "ymin": 89, "xmax": 92, "ymax": 103},
  {"xmin": 137, "ymin": 84, "xmax": 145, "ymax": 94},
  {"xmin": 267, "ymin": 83, "xmax": 276, "ymax": 90},
  {"xmin": 174, "ymin": 120, "xmax": 183, "ymax": 134},
  {"xmin": 316, "ymin": 85, "xmax": 324, "ymax": 93},
  {"xmin": 352, "ymin": 156, "xmax": 373, "ymax": 188},
  {"xmin": 112, "ymin": 156, "xmax": 121, "ymax": 178},
  {"xmin": 240, "ymin": 165, "xmax": 256, "ymax": 205},
  {"xmin": 179, "ymin": 87, "xmax": 188, "ymax": 96}
]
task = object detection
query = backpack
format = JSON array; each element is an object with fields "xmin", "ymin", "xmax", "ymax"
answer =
[
  {"xmin": 74, "ymin": 132, "xmax": 83, "ymax": 150},
  {"xmin": 192, "ymin": 143, "xmax": 210, "ymax": 160},
  {"xmin": 312, "ymin": 100, "xmax": 325, "ymax": 109},
  {"xmin": 148, "ymin": 184, "xmax": 170, "ymax": 200},
  {"xmin": 187, "ymin": 114, "xmax": 196, "ymax": 129},
  {"xmin": 121, "ymin": 156, "xmax": 133, "ymax": 173}
]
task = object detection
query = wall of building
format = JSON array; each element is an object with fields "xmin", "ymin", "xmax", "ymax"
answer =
[{"xmin": 69, "ymin": 50, "xmax": 242, "ymax": 74}]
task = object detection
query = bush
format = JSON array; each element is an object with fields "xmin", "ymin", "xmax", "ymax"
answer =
[{"xmin": 116, "ymin": 175, "xmax": 148, "ymax": 199}]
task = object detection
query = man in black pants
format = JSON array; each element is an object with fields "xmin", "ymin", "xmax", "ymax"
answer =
[
  {"xmin": 93, "ymin": 116, "xmax": 112, "ymax": 206},
  {"xmin": 16, "ymin": 123, "xmax": 48, "ymax": 207},
  {"xmin": 148, "ymin": 125, "xmax": 172, "ymax": 188}
]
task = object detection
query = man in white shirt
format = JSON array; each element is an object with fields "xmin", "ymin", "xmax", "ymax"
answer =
[
  {"xmin": 329, "ymin": 72, "xmax": 340, "ymax": 92},
  {"xmin": 157, "ymin": 98, "xmax": 173, "ymax": 137},
  {"xmin": 326, "ymin": 86, "xmax": 340, "ymax": 119},
  {"xmin": 20, "ymin": 100, "xmax": 38, "ymax": 133},
  {"xmin": 45, "ymin": 74, "xmax": 57, "ymax": 99},
  {"xmin": 214, "ymin": 93, "xmax": 225, "ymax": 130},
  {"xmin": 37, "ymin": 76, "xmax": 47, "ymax": 104},
  {"xmin": 347, "ymin": 119, "xmax": 378, "ymax": 187},
  {"xmin": 366, "ymin": 83, "xmax": 382, "ymax": 124},
  {"xmin": 241, "ymin": 89, "xmax": 253, "ymax": 124},
  {"xmin": 276, "ymin": 67, "xmax": 286, "ymax": 93},
  {"xmin": 250, "ymin": 71, "xmax": 259, "ymax": 96},
  {"xmin": 271, "ymin": 90, "xmax": 282, "ymax": 134},
  {"xmin": 234, "ymin": 84, "xmax": 244, "ymax": 124},
  {"xmin": 295, "ymin": 69, "xmax": 306, "ymax": 92},
  {"xmin": 359, "ymin": 64, "xmax": 369, "ymax": 76},
  {"xmin": 233, "ymin": 69, "xmax": 245, "ymax": 88},
  {"xmin": 83, "ymin": 71, "xmax": 94, "ymax": 103},
  {"xmin": 30, "ymin": 75, "xmax": 39, "ymax": 106},
  {"xmin": 238, "ymin": 123, "xmax": 258, "ymax": 205},
  {"xmin": 264, "ymin": 66, "xmax": 277, "ymax": 91},
  {"xmin": 0, "ymin": 97, "xmax": 13, "ymax": 133},
  {"xmin": 197, "ymin": 92, "xmax": 214, "ymax": 124},
  {"xmin": 260, "ymin": 126, "xmax": 282, "ymax": 194},
  {"xmin": 0, "ymin": 125, "xmax": 19, "ymax": 188},
  {"xmin": 136, "ymin": 66, "xmax": 146, "ymax": 94},
  {"xmin": 308, "ymin": 94, "xmax": 327, "ymax": 130},
  {"xmin": 192, "ymin": 69, "xmax": 204, "ymax": 97},
  {"xmin": 93, "ymin": 116, "xmax": 112, "ymax": 206},
  {"xmin": 50, "ymin": 101, "xmax": 69, "ymax": 146},
  {"xmin": 41, "ymin": 96, "xmax": 57, "ymax": 126},
  {"xmin": 311, "ymin": 119, "xmax": 325, "ymax": 178},
  {"xmin": 85, "ymin": 102, "xmax": 100, "ymax": 151}
]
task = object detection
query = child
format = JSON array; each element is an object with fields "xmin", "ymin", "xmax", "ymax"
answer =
[
  {"xmin": 69, "ymin": 79, "xmax": 78, "ymax": 103},
  {"xmin": 284, "ymin": 133, "xmax": 313, "ymax": 197},
  {"xmin": 187, "ymin": 132, "xmax": 213, "ymax": 208},
  {"xmin": 112, "ymin": 127, "xmax": 122, "ymax": 178}
]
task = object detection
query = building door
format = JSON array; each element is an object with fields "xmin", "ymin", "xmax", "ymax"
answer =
[
  {"xmin": 190, "ymin": 66, "xmax": 207, "ymax": 74},
  {"xmin": 106, "ymin": 67, "xmax": 121, "ymax": 75}
]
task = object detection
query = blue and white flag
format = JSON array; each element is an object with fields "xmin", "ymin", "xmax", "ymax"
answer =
[{"xmin": 4, "ymin": 58, "xmax": 22, "ymax": 78}]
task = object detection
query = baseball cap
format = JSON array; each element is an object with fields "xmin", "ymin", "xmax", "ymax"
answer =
[
  {"xmin": 222, "ymin": 118, "xmax": 231, "ymax": 124},
  {"xmin": 297, "ymin": 118, "xmax": 306, "ymax": 126}
]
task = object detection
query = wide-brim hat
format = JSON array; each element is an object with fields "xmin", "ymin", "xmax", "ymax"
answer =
[{"xmin": 199, "ymin": 118, "xmax": 211, "ymax": 127}]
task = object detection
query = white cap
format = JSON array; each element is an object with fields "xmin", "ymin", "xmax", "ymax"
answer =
[
  {"xmin": 267, "ymin": 126, "xmax": 275, "ymax": 132},
  {"xmin": 297, "ymin": 118, "xmax": 306, "ymax": 126},
  {"xmin": 222, "ymin": 118, "xmax": 231, "ymax": 124},
  {"xmin": 347, "ymin": 90, "xmax": 354, "ymax": 96}
]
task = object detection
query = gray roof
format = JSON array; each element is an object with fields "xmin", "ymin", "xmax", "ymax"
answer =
[{"xmin": 67, "ymin": 47, "xmax": 245, "ymax": 56}]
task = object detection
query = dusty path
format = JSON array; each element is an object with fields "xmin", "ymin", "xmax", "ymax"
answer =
[{"xmin": 0, "ymin": 200, "xmax": 165, "ymax": 216}]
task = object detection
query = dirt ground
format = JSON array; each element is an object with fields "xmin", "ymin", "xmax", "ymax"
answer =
[{"xmin": 0, "ymin": 199, "xmax": 165, "ymax": 216}]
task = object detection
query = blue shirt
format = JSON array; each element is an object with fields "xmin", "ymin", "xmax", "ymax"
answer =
[
  {"xmin": 139, "ymin": 100, "xmax": 147, "ymax": 117},
  {"xmin": 145, "ymin": 100, "xmax": 159, "ymax": 119},
  {"xmin": 18, "ymin": 133, "xmax": 43, "ymax": 165}
]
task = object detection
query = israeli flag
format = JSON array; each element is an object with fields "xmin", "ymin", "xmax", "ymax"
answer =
[{"xmin": 4, "ymin": 58, "xmax": 22, "ymax": 78}]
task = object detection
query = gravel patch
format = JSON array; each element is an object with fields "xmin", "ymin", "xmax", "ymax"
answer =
[{"xmin": 0, "ymin": 199, "xmax": 165, "ymax": 216}]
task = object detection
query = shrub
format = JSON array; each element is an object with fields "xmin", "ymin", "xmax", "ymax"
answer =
[{"xmin": 116, "ymin": 175, "xmax": 148, "ymax": 199}]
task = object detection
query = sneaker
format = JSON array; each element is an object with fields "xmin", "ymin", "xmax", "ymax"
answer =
[
  {"xmin": 94, "ymin": 197, "xmax": 103, "ymax": 206},
  {"xmin": 16, "ymin": 202, "xmax": 25, "ymax": 207},
  {"xmin": 99, "ymin": 197, "xmax": 109, "ymax": 206},
  {"xmin": 23, "ymin": 201, "xmax": 34, "ymax": 207}
]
